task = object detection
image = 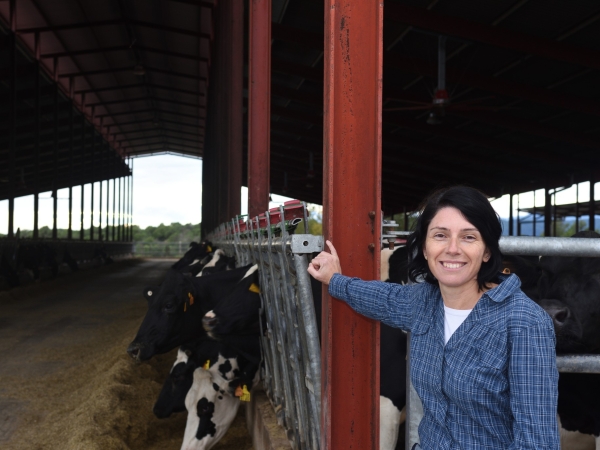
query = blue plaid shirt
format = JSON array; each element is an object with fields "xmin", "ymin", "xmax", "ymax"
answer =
[{"xmin": 329, "ymin": 273, "xmax": 559, "ymax": 449}]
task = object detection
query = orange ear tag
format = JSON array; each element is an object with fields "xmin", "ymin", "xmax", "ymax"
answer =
[
  {"xmin": 249, "ymin": 283, "xmax": 260, "ymax": 294},
  {"xmin": 188, "ymin": 292, "xmax": 194, "ymax": 305},
  {"xmin": 184, "ymin": 303, "xmax": 187, "ymax": 312},
  {"xmin": 206, "ymin": 246, "xmax": 212, "ymax": 252}
]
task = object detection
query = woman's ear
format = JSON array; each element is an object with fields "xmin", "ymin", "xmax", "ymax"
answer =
[{"xmin": 483, "ymin": 248, "xmax": 491, "ymax": 263}]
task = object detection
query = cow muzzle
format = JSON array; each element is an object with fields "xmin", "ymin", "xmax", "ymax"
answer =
[
  {"xmin": 127, "ymin": 342, "xmax": 145, "ymax": 361},
  {"xmin": 202, "ymin": 313, "xmax": 218, "ymax": 332}
]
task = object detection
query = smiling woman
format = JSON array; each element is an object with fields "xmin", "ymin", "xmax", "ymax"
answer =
[{"xmin": 308, "ymin": 185, "xmax": 560, "ymax": 450}]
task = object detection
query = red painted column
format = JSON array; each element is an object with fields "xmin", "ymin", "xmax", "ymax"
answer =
[
  {"xmin": 247, "ymin": 0, "xmax": 271, "ymax": 218},
  {"xmin": 322, "ymin": 1, "xmax": 383, "ymax": 449}
]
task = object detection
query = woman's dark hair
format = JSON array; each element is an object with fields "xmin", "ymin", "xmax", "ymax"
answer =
[{"xmin": 407, "ymin": 185, "xmax": 502, "ymax": 290}]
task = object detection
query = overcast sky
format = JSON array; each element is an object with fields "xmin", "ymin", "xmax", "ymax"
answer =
[{"xmin": 1, "ymin": 154, "xmax": 596, "ymax": 234}]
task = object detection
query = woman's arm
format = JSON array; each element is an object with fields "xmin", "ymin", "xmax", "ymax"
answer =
[
  {"xmin": 308, "ymin": 240, "xmax": 419, "ymax": 330},
  {"xmin": 508, "ymin": 322, "xmax": 560, "ymax": 449}
]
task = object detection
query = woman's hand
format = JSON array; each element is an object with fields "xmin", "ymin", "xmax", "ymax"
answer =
[{"xmin": 307, "ymin": 240, "xmax": 342, "ymax": 285}]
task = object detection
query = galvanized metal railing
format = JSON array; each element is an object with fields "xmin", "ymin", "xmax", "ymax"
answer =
[
  {"xmin": 207, "ymin": 201, "xmax": 323, "ymax": 450},
  {"xmin": 404, "ymin": 235, "xmax": 600, "ymax": 450}
]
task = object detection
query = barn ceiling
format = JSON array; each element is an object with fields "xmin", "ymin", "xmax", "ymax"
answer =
[{"xmin": 1, "ymin": 0, "xmax": 600, "ymax": 214}]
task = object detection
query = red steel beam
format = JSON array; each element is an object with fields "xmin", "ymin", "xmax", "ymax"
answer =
[
  {"xmin": 323, "ymin": 1, "xmax": 382, "ymax": 448},
  {"xmin": 386, "ymin": 3, "xmax": 600, "ymax": 72},
  {"xmin": 247, "ymin": 0, "xmax": 271, "ymax": 218}
]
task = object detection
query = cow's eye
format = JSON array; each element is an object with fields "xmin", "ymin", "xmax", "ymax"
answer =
[{"xmin": 163, "ymin": 301, "xmax": 177, "ymax": 313}]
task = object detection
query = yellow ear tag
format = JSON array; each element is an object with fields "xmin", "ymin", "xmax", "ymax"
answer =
[
  {"xmin": 206, "ymin": 245, "xmax": 212, "ymax": 252},
  {"xmin": 188, "ymin": 292, "xmax": 194, "ymax": 305},
  {"xmin": 249, "ymin": 283, "xmax": 260, "ymax": 294},
  {"xmin": 240, "ymin": 385, "xmax": 251, "ymax": 402},
  {"xmin": 203, "ymin": 360, "xmax": 210, "ymax": 370}
]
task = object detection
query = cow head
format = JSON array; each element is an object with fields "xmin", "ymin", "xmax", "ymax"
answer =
[
  {"xmin": 537, "ymin": 231, "xmax": 600, "ymax": 353},
  {"xmin": 202, "ymin": 265, "xmax": 261, "ymax": 338},
  {"xmin": 181, "ymin": 367, "xmax": 240, "ymax": 450},
  {"xmin": 127, "ymin": 270, "xmax": 205, "ymax": 361}
]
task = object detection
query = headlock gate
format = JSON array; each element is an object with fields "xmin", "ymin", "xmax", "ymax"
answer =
[
  {"xmin": 207, "ymin": 200, "xmax": 324, "ymax": 450},
  {"xmin": 210, "ymin": 211, "xmax": 600, "ymax": 450}
]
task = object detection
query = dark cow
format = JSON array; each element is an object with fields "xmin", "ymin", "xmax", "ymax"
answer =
[
  {"xmin": 127, "ymin": 263, "xmax": 257, "ymax": 361},
  {"xmin": 537, "ymin": 231, "xmax": 600, "ymax": 446},
  {"xmin": 15, "ymin": 242, "xmax": 58, "ymax": 281},
  {"xmin": 172, "ymin": 240, "xmax": 214, "ymax": 271},
  {"xmin": 0, "ymin": 252, "xmax": 20, "ymax": 288}
]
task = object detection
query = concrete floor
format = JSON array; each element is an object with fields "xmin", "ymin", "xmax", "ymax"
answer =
[{"xmin": 0, "ymin": 259, "xmax": 253, "ymax": 450}]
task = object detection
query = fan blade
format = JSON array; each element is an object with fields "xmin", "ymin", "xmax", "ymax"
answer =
[{"xmin": 383, "ymin": 106, "xmax": 433, "ymax": 112}]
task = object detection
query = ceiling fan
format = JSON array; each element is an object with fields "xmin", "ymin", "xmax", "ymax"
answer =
[{"xmin": 384, "ymin": 36, "xmax": 509, "ymax": 124}]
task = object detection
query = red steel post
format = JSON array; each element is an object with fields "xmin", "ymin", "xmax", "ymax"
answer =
[
  {"xmin": 248, "ymin": 0, "xmax": 271, "ymax": 218},
  {"xmin": 322, "ymin": 1, "xmax": 383, "ymax": 449}
]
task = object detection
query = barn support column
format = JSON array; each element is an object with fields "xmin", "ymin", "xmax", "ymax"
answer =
[
  {"xmin": 117, "ymin": 176, "xmax": 122, "ymax": 241},
  {"xmin": 575, "ymin": 183, "xmax": 579, "ymax": 233},
  {"xmin": 112, "ymin": 176, "xmax": 116, "ymax": 241},
  {"xmin": 247, "ymin": 0, "xmax": 271, "ymax": 219},
  {"xmin": 98, "ymin": 143, "xmax": 103, "ymax": 242},
  {"xmin": 33, "ymin": 34, "xmax": 41, "ymax": 240},
  {"xmin": 90, "ymin": 114, "xmax": 95, "ymax": 241},
  {"xmin": 80, "ymin": 98, "xmax": 86, "ymax": 241},
  {"xmin": 7, "ymin": 2, "xmax": 16, "ymax": 238},
  {"xmin": 508, "ymin": 190, "xmax": 514, "ymax": 236},
  {"xmin": 322, "ymin": 1, "xmax": 383, "ymax": 448},
  {"xmin": 545, "ymin": 185, "xmax": 552, "ymax": 237},
  {"xmin": 201, "ymin": 0, "xmax": 244, "ymax": 235},
  {"xmin": 590, "ymin": 174, "xmax": 596, "ymax": 232},
  {"xmin": 533, "ymin": 190, "xmax": 537, "ymax": 236},
  {"xmin": 68, "ymin": 80, "xmax": 74, "ymax": 240},
  {"xmin": 52, "ymin": 59, "xmax": 59, "ymax": 240},
  {"xmin": 130, "ymin": 160, "xmax": 134, "ymax": 241}
]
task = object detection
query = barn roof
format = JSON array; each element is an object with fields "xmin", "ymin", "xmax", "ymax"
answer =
[{"xmin": 1, "ymin": 0, "xmax": 600, "ymax": 213}]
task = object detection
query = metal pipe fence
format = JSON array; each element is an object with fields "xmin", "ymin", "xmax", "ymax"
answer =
[{"xmin": 207, "ymin": 201, "xmax": 323, "ymax": 450}]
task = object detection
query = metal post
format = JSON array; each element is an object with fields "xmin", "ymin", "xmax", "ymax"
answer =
[
  {"xmin": 247, "ymin": 0, "xmax": 271, "ymax": 218},
  {"xmin": 7, "ymin": 3, "xmax": 16, "ymax": 238},
  {"xmin": 112, "ymin": 175, "xmax": 116, "ymax": 241},
  {"xmin": 52, "ymin": 59, "xmax": 59, "ymax": 240},
  {"xmin": 117, "ymin": 176, "xmax": 122, "ymax": 241},
  {"xmin": 130, "ymin": 159, "xmax": 134, "ymax": 241},
  {"xmin": 576, "ymin": 183, "xmax": 579, "ymax": 233},
  {"xmin": 508, "ymin": 190, "xmax": 514, "ymax": 236},
  {"xmin": 517, "ymin": 193, "xmax": 521, "ymax": 236},
  {"xmin": 80, "ymin": 96, "xmax": 86, "ymax": 240},
  {"xmin": 90, "ymin": 121, "xmax": 95, "ymax": 241},
  {"xmin": 34, "ymin": 33, "xmax": 41, "ymax": 240},
  {"xmin": 553, "ymin": 191, "xmax": 557, "ymax": 237},
  {"xmin": 68, "ymin": 79, "xmax": 74, "ymax": 240},
  {"xmin": 98, "ymin": 142, "xmax": 103, "ymax": 242},
  {"xmin": 590, "ymin": 174, "xmax": 596, "ymax": 232},
  {"xmin": 323, "ymin": 0, "xmax": 383, "ymax": 448},
  {"xmin": 544, "ymin": 185, "xmax": 552, "ymax": 237},
  {"xmin": 533, "ymin": 190, "xmax": 537, "ymax": 237}
]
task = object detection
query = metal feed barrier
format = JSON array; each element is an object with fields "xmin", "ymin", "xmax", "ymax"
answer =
[
  {"xmin": 208, "ymin": 210, "xmax": 600, "ymax": 450},
  {"xmin": 207, "ymin": 201, "xmax": 324, "ymax": 450}
]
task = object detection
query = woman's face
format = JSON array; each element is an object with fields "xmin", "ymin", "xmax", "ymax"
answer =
[{"xmin": 423, "ymin": 207, "xmax": 490, "ymax": 291}]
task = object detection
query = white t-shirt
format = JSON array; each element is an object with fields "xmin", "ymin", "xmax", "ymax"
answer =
[{"xmin": 444, "ymin": 305, "xmax": 472, "ymax": 345}]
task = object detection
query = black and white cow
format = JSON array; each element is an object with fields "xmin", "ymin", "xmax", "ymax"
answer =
[
  {"xmin": 153, "ymin": 335, "xmax": 261, "ymax": 419},
  {"xmin": 127, "ymin": 263, "xmax": 257, "ymax": 361},
  {"xmin": 181, "ymin": 367, "xmax": 241, "ymax": 450},
  {"xmin": 197, "ymin": 249, "xmax": 236, "ymax": 277},
  {"xmin": 536, "ymin": 231, "xmax": 600, "ymax": 448},
  {"xmin": 172, "ymin": 240, "xmax": 215, "ymax": 272}
]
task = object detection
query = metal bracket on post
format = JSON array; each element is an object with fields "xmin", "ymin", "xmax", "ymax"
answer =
[{"xmin": 290, "ymin": 234, "xmax": 324, "ymax": 254}]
